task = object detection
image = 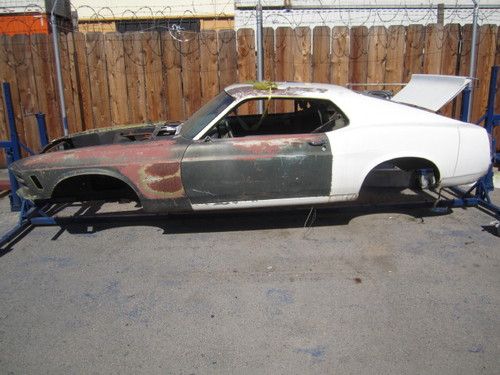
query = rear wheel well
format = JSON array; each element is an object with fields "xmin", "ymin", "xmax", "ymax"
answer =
[
  {"xmin": 51, "ymin": 174, "xmax": 139, "ymax": 203},
  {"xmin": 362, "ymin": 157, "xmax": 440, "ymax": 189}
]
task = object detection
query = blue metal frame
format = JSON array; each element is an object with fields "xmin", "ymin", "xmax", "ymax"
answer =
[
  {"xmin": 1, "ymin": 82, "xmax": 23, "ymax": 211},
  {"xmin": 0, "ymin": 82, "xmax": 52, "ymax": 248},
  {"xmin": 35, "ymin": 113, "xmax": 49, "ymax": 149},
  {"xmin": 449, "ymin": 66, "xmax": 500, "ymax": 219},
  {"xmin": 1, "ymin": 83, "xmax": 50, "ymax": 213}
]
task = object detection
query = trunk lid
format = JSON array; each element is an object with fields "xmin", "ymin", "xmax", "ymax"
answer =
[{"xmin": 391, "ymin": 74, "xmax": 471, "ymax": 112}]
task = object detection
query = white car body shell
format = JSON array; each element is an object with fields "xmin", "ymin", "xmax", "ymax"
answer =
[{"xmin": 191, "ymin": 81, "xmax": 490, "ymax": 210}]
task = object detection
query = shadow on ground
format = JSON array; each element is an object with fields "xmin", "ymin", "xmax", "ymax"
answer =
[{"xmin": 1, "ymin": 188, "xmax": 457, "ymax": 255}]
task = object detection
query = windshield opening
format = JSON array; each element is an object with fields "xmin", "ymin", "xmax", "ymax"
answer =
[{"xmin": 179, "ymin": 91, "xmax": 235, "ymax": 139}]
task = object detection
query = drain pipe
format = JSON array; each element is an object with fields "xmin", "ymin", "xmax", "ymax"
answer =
[
  {"xmin": 467, "ymin": 0, "xmax": 480, "ymax": 122},
  {"xmin": 50, "ymin": 0, "xmax": 69, "ymax": 136}
]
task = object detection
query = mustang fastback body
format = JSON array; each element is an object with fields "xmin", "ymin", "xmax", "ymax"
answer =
[{"xmin": 10, "ymin": 79, "xmax": 491, "ymax": 213}]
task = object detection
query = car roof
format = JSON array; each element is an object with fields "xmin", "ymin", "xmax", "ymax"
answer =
[
  {"xmin": 224, "ymin": 81, "xmax": 462, "ymax": 128},
  {"xmin": 224, "ymin": 82, "xmax": 351, "ymax": 100}
]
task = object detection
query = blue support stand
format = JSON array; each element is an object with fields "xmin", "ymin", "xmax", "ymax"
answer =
[
  {"xmin": 0, "ymin": 82, "xmax": 51, "ymax": 249},
  {"xmin": 35, "ymin": 113, "xmax": 49, "ymax": 149},
  {"xmin": 1, "ymin": 82, "xmax": 23, "ymax": 211},
  {"xmin": 448, "ymin": 66, "xmax": 500, "ymax": 220}
]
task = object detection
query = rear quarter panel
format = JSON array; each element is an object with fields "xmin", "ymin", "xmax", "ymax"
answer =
[
  {"xmin": 326, "ymin": 121, "xmax": 460, "ymax": 196},
  {"xmin": 450, "ymin": 124, "xmax": 490, "ymax": 186}
]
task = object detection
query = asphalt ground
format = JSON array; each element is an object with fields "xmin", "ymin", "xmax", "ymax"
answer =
[{"xmin": 0, "ymin": 188, "xmax": 499, "ymax": 374}]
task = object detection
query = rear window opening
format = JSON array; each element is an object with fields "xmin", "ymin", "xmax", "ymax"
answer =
[{"xmin": 203, "ymin": 97, "xmax": 348, "ymax": 139}]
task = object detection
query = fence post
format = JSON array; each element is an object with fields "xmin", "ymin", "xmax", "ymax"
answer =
[
  {"xmin": 50, "ymin": 1, "xmax": 69, "ymax": 136},
  {"xmin": 467, "ymin": 0, "xmax": 480, "ymax": 122},
  {"xmin": 256, "ymin": 0, "xmax": 264, "ymax": 113}
]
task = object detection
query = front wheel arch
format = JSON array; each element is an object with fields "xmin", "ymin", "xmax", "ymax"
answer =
[{"xmin": 50, "ymin": 171, "xmax": 142, "ymax": 203}]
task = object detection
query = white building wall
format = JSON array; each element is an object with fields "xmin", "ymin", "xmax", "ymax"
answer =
[
  {"xmin": 236, "ymin": 1, "xmax": 500, "ymax": 28},
  {"xmin": 71, "ymin": 0, "xmax": 235, "ymax": 20}
]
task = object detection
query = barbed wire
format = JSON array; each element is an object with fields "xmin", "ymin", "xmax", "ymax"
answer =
[{"xmin": 2, "ymin": 1, "xmax": 499, "ymax": 33}]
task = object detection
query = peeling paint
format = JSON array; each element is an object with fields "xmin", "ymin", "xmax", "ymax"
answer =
[
  {"xmin": 225, "ymin": 83, "xmax": 331, "ymax": 101},
  {"xmin": 135, "ymin": 162, "xmax": 185, "ymax": 198}
]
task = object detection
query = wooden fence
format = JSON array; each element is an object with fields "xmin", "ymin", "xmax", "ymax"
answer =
[{"xmin": 0, "ymin": 24, "xmax": 499, "ymax": 165}]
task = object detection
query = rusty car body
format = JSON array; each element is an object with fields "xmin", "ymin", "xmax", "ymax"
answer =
[{"xmin": 10, "ymin": 80, "xmax": 491, "ymax": 213}]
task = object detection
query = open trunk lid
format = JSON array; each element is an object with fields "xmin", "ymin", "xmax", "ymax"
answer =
[{"xmin": 391, "ymin": 74, "xmax": 471, "ymax": 112}]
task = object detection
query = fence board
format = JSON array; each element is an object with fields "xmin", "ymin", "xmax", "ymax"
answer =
[
  {"xmin": 1, "ymin": 35, "xmax": 28, "ymax": 153},
  {"xmin": 104, "ymin": 33, "xmax": 129, "ymax": 125},
  {"xmin": 161, "ymin": 32, "xmax": 184, "ymax": 121},
  {"xmin": 423, "ymin": 24, "xmax": 444, "ymax": 75},
  {"xmin": 263, "ymin": 27, "xmax": 276, "ymax": 113},
  {"xmin": 471, "ymin": 25, "xmax": 497, "ymax": 122},
  {"xmin": 367, "ymin": 26, "xmax": 387, "ymax": 90},
  {"xmin": 275, "ymin": 27, "xmax": 294, "ymax": 113},
  {"xmin": 30, "ymin": 33, "xmax": 60, "ymax": 141},
  {"xmin": 237, "ymin": 28, "xmax": 256, "ymax": 115},
  {"xmin": 331, "ymin": 26, "xmax": 349, "ymax": 86},
  {"xmin": 11, "ymin": 34, "xmax": 38, "ymax": 152},
  {"xmin": 293, "ymin": 27, "xmax": 312, "ymax": 83},
  {"xmin": 200, "ymin": 30, "xmax": 219, "ymax": 106},
  {"xmin": 66, "ymin": 33, "xmax": 83, "ymax": 133},
  {"xmin": 142, "ymin": 32, "xmax": 165, "ymax": 122},
  {"xmin": 455, "ymin": 24, "xmax": 473, "ymax": 120},
  {"xmin": 349, "ymin": 26, "xmax": 368, "ymax": 90},
  {"xmin": 312, "ymin": 26, "xmax": 330, "ymax": 83},
  {"xmin": 123, "ymin": 32, "xmax": 146, "ymax": 123},
  {"xmin": 440, "ymin": 24, "xmax": 460, "ymax": 117},
  {"xmin": 58, "ymin": 33, "xmax": 78, "ymax": 133},
  {"xmin": 385, "ymin": 25, "xmax": 405, "ymax": 93},
  {"xmin": 403, "ymin": 24, "xmax": 425, "ymax": 82},
  {"xmin": 275, "ymin": 27, "xmax": 294, "ymax": 82},
  {"xmin": 73, "ymin": 32, "xmax": 93, "ymax": 130},
  {"xmin": 237, "ymin": 28, "xmax": 256, "ymax": 83},
  {"xmin": 263, "ymin": 27, "xmax": 275, "ymax": 82},
  {"xmin": 0, "ymin": 36, "xmax": 9, "ymax": 164},
  {"xmin": 86, "ymin": 33, "xmax": 111, "ymax": 128},
  {"xmin": 180, "ymin": 32, "xmax": 202, "ymax": 116},
  {"xmin": 218, "ymin": 29, "xmax": 238, "ymax": 90}
]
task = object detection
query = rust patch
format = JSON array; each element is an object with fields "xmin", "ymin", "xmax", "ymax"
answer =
[
  {"xmin": 134, "ymin": 161, "xmax": 185, "ymax": 199},
  {"xmin": 226, "ymin": 83, "xmax": 331, "ymax": 100},
  {"xmin": 233, "ymin": 141, "xmax": 284, "ymax": 155},
  {"xmin": 148, "ymin": 176, "xmax": 182, "ymax": 193},
  {"xmin": 231, "ymin": 134, "xmax": 325, "ymax": 155},
  {"xmin": 144, "ymin": 162, "xmax": 179, "ymax": 177}
]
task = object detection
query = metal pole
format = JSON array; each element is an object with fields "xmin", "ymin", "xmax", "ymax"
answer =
[
  {"xmin": 2, "ymin": 83, "xmax": 21, "ymax": 162},
  {"xmin": 256, "ymin": 0, "xmax": 263, "ymax": 82},
  {"xmin": 2, "ymin": 82, "xmax": 22, "ymax": 211},
  {"xmin": 50, "ymin": 0, "xmax": 69, "ymax": 136},
  {"xmin": 467, "ymin": 0, "xmax": 480, "ymax": 122},
  {"xmin": 256, "ymin": 0, "xmax": 264, "ymax": 113}
]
